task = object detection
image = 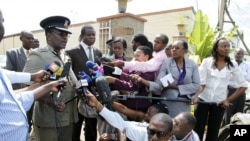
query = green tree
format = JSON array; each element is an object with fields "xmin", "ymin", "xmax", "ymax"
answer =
[
  {"xmin": 186, "ymin": 10, "xmax": 238, "ymax": 64},
  {"xmin": 186, "ymin": 10, "xmax": 215, "ymax": 64}
]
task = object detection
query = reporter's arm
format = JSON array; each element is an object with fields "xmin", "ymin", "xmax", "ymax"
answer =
[
  {"xmin": 14, "ymin": 83, "xmax": 45, "ymax": 93},
  {"xmin": 112, "ymin": 102, "xmax": 145, "ymax": 121},
  {"xmin": 3, "ymin": 69, "xmax": 31, "ymax": 83},
  {"xmin": 32, "ymin": 80, "xmax": 62, "ymax": 101}
]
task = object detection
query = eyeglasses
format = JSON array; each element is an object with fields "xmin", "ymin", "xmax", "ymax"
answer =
[{"xmin": 147, "ymin": 127, "xmax": 168, "ymax": 138}]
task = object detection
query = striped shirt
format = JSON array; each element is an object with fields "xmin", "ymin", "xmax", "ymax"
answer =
[{"xmin": 0, "ymin": 68, "xmax": 34, "ymax": 141}]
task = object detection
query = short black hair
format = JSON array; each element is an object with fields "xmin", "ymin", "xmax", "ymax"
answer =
[
  {"xmin": 136, "ymin": 46, "xmax": 153, "ymax": 60},
  {"xmin": 151, "ymin": 103, "xmax": 169, "ymax": 114},
  {"xmin": 180, "ymin": 112, "xmax": 197, "ymax": 129},
  {"xmin": 133, "ymin": 34, "xmax": 153, "ymax": 50},
  {"xmin": 80, "ymin": 25, "xmax": 94, "ymax": 36},
  {"xmin": 113, "ymin": 37, "xmax": 127, "ymax": 49},
  {"xmin": 159, "ymin": 34, "xmax": 169, "ymax": 45}
]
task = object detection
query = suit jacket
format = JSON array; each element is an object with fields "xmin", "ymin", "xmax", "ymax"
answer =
[
  {"xmin": 65, "ymin": 44, "xmax": 102, "ymax": 77},
  {"xmin": 5, "ymin": 47, "xmax": 27, "ymax": 89},
  {"xmin": 149, "ymin": 57, "xmax": 201, "ymax": 117},
  {"xmin": 66, "ymin": 44, "xmax": 102, "ymax": 118},
  {"xmin": 23, "ymin": 45, "xmax": 78, "ymax": 127}
]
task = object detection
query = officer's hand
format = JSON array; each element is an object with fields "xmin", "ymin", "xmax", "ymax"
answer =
[{"xmin": 55, "ymin": 101, "xmax": 65, "ymax": 112}]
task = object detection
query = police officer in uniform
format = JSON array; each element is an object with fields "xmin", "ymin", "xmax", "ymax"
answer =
[{"xmin": 23, "ymin": 16, "xmax": 78, "ymax": 141}]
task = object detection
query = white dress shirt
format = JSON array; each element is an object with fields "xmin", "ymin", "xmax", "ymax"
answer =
[
  {"xmin": 80, "ymin": 41, "xmax": 94, "ymax": 62},
  {"xmin": 199, "ymin": 57, "xmax": 248, "ymax": 103},
  {"xmin": 99, "ymin": 107, "xmax": 149, "ymax": 141},
  {"xmin": 228, "ymin": 60, "xmax": 250, "ymax": 88},
  {"xmin": 171, "ymin": 130, "xmax": 200, "ymax": 141}
]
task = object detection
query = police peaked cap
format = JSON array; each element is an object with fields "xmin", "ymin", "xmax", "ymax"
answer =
[{"xmin": 40, "ymin": 16, "xmax": 72, "ymax": 34}]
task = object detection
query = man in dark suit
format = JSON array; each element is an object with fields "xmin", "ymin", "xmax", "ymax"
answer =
[
  {"xmin": 5, "ymin": 30, "xmax": 34, "ymax": 90},
  {"xmin": 66, "ymin": 25, "xmax": 102, "ymax": 141}
]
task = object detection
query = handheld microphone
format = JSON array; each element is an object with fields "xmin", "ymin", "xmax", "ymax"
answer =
[
  {"xmin": 103, "ymin": 65, "xmax": 123, "ymax": 75},
  {"xmin": 100, "ymin": 57, "xmax": 112, "ymax": 62},
  {"xmin": 57, "ymin": 61, "xmax": 71, "ymax": 98},
  {"xmin": 60, "ymin": 62, "xmax": 71, "ymax": 78},
  {"xmin": 86, "ymin": 61, "xmax": 104, "ymax": 81},
  {"xmin": 86, "ymin": 61, "xmax": 98, "ymax": 71},
  {"xmin": 76, "ymin": 71, "xmax": 92, "ymax": 88},
  {"xmin": 76, "ymin": 71, "xmax": 91, "ymax": 103},
  {"xmin": 44, "ymin": 61, "xmax": 61, "ymax": 80}
]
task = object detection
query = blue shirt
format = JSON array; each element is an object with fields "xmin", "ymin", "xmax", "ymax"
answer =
[{"xmin": 0, "ymin": 68, "xmax": 34, "ymax": 141}]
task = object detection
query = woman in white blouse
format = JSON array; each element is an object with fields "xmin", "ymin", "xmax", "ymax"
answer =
[{"xmin": 193, "ymin": 37, "xmax": 248, "ymax": 141}]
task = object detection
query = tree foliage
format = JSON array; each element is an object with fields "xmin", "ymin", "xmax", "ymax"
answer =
[{"xmin": 186, "ymin": 10, "xmax": 215, "ymax": 63}]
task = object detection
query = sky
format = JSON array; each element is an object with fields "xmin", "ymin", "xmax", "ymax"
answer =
[{"xmin": 1, "ymin": 0, "xmax": 250, "ymax": 48}]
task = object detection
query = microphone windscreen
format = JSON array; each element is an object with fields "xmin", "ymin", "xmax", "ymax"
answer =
[
  {"xmin": 86, "ymin": 61, "xmax": 98, "ymax": 71},
  {"xmin": 60, "ymin": 62, "xmax": 71, "ymax": 78},
  {"xmin": 44, "ymin": 64, "xmax": 50, "ymax": 71},
  {"xmin": 44, "ymin": 62, "xmax": 60, "ymax": 73},
  {"xmin": 54, "ymin": 61, "xmax": 61, "ymax": 67},
  {"xmin": 79, "ymin": 71, "xmax": 92, "ymax": 84},
  {"xmin": 103, "ymin": 65, "xmax": 115, "ymax": 73}
]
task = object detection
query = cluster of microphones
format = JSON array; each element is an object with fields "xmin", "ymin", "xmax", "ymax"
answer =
[{"xmin": 44, "ymin": 59, "xmax": 123, "ymax": 103}]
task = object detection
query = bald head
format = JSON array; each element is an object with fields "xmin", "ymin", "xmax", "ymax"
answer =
[
  {"xmin": 0, "ymin": 9, "xmax": 5, "ymax": 42},
  {"xmin": 148, "ymin": 113, "xmax": 173, "ymax": 140},
  {"xmin": 234, "ymin": 48, "xmax": 244, "ymax": 63},
  {"xmin": 20, "ymin": 30, "xmax": 34, "ymax": 50},
  {"xmin": 235, "ymin": 48, "xmax": 244, "ymax": 53},
  {"xmin": 150, "ymin": 113, "xmax": 173, "ymax": 132}
]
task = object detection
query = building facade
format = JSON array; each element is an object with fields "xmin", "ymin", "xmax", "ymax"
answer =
[{"xmin": 0, "ymin": 6, "xmax": 195, "ymax": 60}]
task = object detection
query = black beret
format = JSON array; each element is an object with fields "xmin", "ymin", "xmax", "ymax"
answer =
[{"xmin": 40, "ymin": 16, "xmax": 72, "ymax": 34}]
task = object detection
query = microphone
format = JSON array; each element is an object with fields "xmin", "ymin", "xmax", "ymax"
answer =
[
  {"xmin": 60, "ymin": 62, "xmax": 71, "ymax": 78},
  {"xmin": 85, "ymin": 61, "xmax": 104, "ymax": 81},
  {"xmin": 75, "ymin": 71, "xmax": 92, "ymax": 103},
  {"xmin": 57, "ymin": 61, "xmax": 71, "ymax": 98},
  {"xmin": 76, "ymin": 71, "xmax": 92, "ymax": 87},
  {"xmin": 102, "ymin": 65, "xmax": 123, "ymax": 76},
  {"xmin": 95, "ymin": 76, "xmax": 114, "ymax": 111},
  {"xmin": 100, "ymin": 57, "xmax": 112, "ymax": 62},
  {"xmin": 86, "ymin": 60, "xmax": 98, "ymax": 71},
  {"xmin": 44, "ymin": 61, "xmax": 61, "ymax": 80}
]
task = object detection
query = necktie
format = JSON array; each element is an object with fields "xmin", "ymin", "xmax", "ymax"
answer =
[{"xmin": 88, "ymin": 46, "xmax": 93, "ymax": 61}]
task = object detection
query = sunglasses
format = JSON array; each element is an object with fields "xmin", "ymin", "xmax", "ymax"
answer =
[{"xmin": 147, "ymin": 127, "xmax": 168, "ymax": 138}]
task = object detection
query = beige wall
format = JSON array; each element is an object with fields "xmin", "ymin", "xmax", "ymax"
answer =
[
  {"xmin": 0, "ymin": 7, "xmax": 195, "ymax": 56},
  {"xmin": 140, "ymin": 10, "xmax": 194, "ymax": 44}
]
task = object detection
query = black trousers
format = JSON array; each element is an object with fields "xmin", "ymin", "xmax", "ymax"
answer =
[
  {"xmin": 72, "ymin": 113, "xmax": 84, "ymax": 141},
  {"xmin": 223, "ymin": 87, "xmax": 246, "ymax": 126},
  {"xmin": 72, "ymin": 113, "xmax": 97, "ymax": 141},
  {"xmin": 84, "ymin": 117, "xmax": 97, "ymax": 141},
  {"xmin": 194, "ymin": 103, "xmax": 225, "ymax": 141},
  {"xmin": 27, "ymin": 103, "xmax": 34, "ymax": 133}
]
